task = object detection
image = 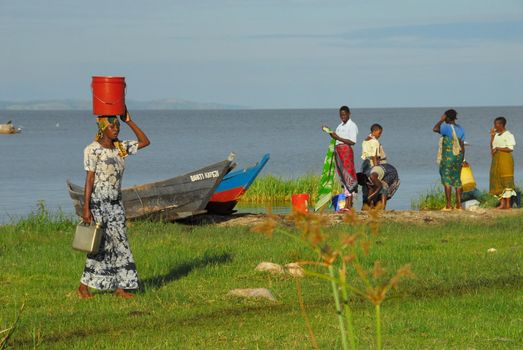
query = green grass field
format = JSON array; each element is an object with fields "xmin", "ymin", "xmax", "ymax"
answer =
[{"xmin": 1, "ymin": 209, "xmax": 522, "ymax": 349}]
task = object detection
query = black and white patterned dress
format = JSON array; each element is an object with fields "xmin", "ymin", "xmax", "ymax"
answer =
[{"xmin": 81, "ymin": 140, "xmax": 139, "ymax": 291}]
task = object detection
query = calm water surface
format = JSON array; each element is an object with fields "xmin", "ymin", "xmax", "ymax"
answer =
[{"xmin": 1, "ymin": 107, "xmax": 522, "ymax": 222}]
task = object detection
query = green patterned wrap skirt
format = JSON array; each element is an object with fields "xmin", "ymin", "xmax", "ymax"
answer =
[{"xmin": 439, "ymin": 136, "xmax": 464, "ymax": 188}]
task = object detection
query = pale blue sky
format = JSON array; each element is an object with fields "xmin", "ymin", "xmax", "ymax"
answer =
[{"xmin": 1, "ymin": 0, "xmax": 522, "ymax": 108}]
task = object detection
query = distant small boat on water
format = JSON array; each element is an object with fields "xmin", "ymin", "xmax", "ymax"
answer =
[
  {"xmin": 67, "ymin": 154, "xmax": 236, "ymax": 221},
  {"xmin": 206, "ymin": 153, "xmax": 270, "ymax": 215},
  {"xmin": 0, "ymin": 120, "xmax": 22, "ymax": 134}
]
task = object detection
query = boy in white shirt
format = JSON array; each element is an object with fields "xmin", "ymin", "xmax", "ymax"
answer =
[{"xmin": 361, "ymin": 123, "xmax": 387, "ymax": 174}]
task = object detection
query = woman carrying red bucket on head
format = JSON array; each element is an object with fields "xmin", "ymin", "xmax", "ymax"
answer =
[
  {"xmin": 77, "ymin": 77, "xmax": 151, "ymax": 299},
  {"xmin": 323, "ymin": 106, "xmax": 359, "ymax": 211},
  {"xmin": 91, "ymin": 76, "xmax": 127, "ymax": 117}
]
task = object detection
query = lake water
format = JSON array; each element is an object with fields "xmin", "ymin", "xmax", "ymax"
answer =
[{"xmin": 1, "ymin": 107, "xmax": 522, "ymax": 222}]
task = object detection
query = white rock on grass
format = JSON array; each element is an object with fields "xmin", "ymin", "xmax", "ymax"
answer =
[
  {"xmin": 255, "ymin": 261, "xmax": 305, "ymax": 278},
  {"xmin": 284, "ymin": 263, "xmax": 305, "ymax": 277},
  {"xmin": 463, "ymin": 199, "xmax": 480, "ymax": 211},
  {"xmin": 255, "ymin": 262, "xmax": 284, "ymax": 274},
  {"xmin": 487, "ymin": 248, "xmax": 497, "ymax": 253},
  {"xmin": 228, "ymin": 288, "xmax": 277, "ymax": 302}
]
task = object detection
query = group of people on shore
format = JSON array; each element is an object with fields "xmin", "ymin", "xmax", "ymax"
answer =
[
  {"xmin": 432, "ymin": 110, "xmax": 517, "ymax": 210},
  {"xmin": 326, "ymin": 106, "xmax": 517, "ymax": 211},
  {"xmin": 325, "ymin": 106, "xmax": 400, "ymax": 210},
  {"xmin": 77, "ymin": 105, "xmax": 517, "ymax": 299}
]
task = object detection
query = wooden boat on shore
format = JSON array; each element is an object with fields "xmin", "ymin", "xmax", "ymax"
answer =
[
  {"xmin": 206, "ymin": 154, "xmax": 270, "ymax": 215},
  {"xmin": 67, "ymin": 155, "xmax": 236, "ymax": 221},
  {"xmin": 0, "ymin": 121, "xmax": 21, "ymax": 134}
]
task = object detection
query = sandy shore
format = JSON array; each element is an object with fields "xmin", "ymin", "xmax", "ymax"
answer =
[{"xmin": 185, "ymin": 208, "xmax": 522, "ymax": 227}]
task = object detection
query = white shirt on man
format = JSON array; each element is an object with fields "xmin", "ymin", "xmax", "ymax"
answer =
[
  {"xmin": 492, "ymin": 130, "xmax": 516, "ymax": 150},
  {"xmin": 335, "ymin": 119, "xmax": 358, "ymax": 146},
  {"xmin": 361, "ymin": 136, "xmax": 387, "ymax": 162}
]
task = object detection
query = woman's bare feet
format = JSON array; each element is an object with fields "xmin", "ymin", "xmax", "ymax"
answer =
[
  {"xmin": 497, "ymin": 200, "xmax": 510, "ymax": 209},
  {"xmin": 77, "ymin": 283, "xmax": 94, "ymax": 299},
  {"xmin": 114, "ymin": 288, "xmax": 135, "ymax": 299},
  {"xmin": 500, "ymin": 198, "xmax": 512, "ymax": 209}
]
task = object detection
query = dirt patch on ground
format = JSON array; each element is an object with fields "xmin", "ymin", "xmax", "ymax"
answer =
[
  {"xmin": 351, "ymin": 208, "xmax": 522, "ymax": 225},
  {"xmin": 189, "ymin": 208, "xmax": 522, "ymax": 227}
]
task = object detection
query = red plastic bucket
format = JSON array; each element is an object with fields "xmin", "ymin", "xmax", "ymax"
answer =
[
  {"xmin": 292, "ymin": 194, "xmax": 310, "ymax": 214},
  {"xmin": 91, "ymin": 76, "xmax": 126, "ymax": 116}
]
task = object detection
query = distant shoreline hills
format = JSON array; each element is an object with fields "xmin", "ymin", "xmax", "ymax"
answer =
[
  {"xmin": 1, "ymin": 100, "xmax": 521, "ymax": 111},
  {"xmin": 0, "ymin": 98, "xmax": 246, "ymax": 111}
]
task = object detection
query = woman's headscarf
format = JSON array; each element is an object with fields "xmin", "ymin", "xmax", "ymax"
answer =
[{"xmin": 95, "ymin": 116, "xmax": 128, "ymax": 157}]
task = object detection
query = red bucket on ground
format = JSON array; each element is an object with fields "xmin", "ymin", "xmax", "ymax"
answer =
[
  {"xmin": 292, "ymin": 194, "xmax": 310, "ymax": 214},
  {"xmin": 91, "ymin": 76, "xmax": 126, "ymax": 116}
]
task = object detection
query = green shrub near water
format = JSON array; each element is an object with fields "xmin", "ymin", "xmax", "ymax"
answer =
[
  {"xmin": 411, "ymin": 186, "xmax": 500, "ymax": 210},
  {"xmin": 242, "ymin": 174, "xmax": 341, "ymax": 204},
  {"xmin": 244, "ymin": 175, "xmax": 503, "ymax": 211},
  {"xmin": 10, "ymin": 200, "xmax": 75, "ymax": 232}
]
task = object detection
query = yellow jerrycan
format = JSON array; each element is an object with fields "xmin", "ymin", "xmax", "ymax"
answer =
[{"xmin": 461, "ymin": 162, "xmax": 476, "ymax": 192}]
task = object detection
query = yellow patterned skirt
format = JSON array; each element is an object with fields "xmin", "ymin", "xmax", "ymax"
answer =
[{"xmin": 489, "ymin": 151, "xmax": 516, "ymax": 198}]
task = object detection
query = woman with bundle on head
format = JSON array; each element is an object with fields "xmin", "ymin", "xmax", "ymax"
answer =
[
  {"xmin": 325, "ymin": 106, "xmax": 359, "ymax": 210},
  {"xmin": 489, "ymin": 116, "xmax": 516, "ymax": 209},
  {"xmin": 433, "ymin": 109, "xmax": 466, "ymax": 211},
  {"xmin": 78, "ymin": 108, "xmax": 150, "ymax": 299}
]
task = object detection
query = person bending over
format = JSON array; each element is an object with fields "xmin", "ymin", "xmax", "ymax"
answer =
[{"xmin": 362, "ymin": 164, "xmax": 400, "ymax": 210}]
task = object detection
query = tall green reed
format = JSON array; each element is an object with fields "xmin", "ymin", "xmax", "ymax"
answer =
[
  {"xmin": 253, "ymin": 208, "xmax": 414, "ymax": 350},
  {"xmin": 0, "ymin": 303, "xmax": 24, "ymax": 350},
  {"xmin": 242, "ymin": 174, "xmax": 341, "ymax": 203}
]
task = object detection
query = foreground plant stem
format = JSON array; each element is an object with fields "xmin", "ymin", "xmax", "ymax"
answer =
[
  {"xmin": 340, "ymin": 270, "xmax": 357, "ymax": 350},
  {"xmin": 295, "ymin": 279, "xmax": 319, "ymax": 350},
  {"xmin": 328, "ymin": 265, "xmax": 349, "ymax": 350},
  {"xmin": 375, "ymin": 304, "xmax": 382, "ymax": 350}
]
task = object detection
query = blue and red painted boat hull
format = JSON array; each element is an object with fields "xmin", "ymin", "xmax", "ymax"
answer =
[{"xmin": 206, "ymin": 154, "xmax": 270, "ymax": 214}]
